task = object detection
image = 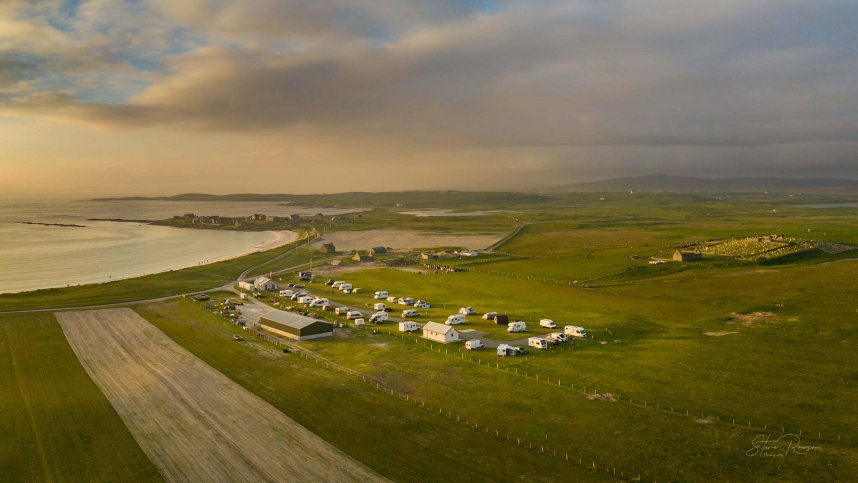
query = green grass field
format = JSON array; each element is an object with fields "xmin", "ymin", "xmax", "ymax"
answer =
[{"xmin": 0, "ymin": 314, "xmax": 161, "ymax": 482}]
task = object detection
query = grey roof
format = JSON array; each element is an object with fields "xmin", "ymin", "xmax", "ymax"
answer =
[
  {"xmin": 423, "ymin": 321, "xmax": 455, "ymax": 334},
  {"xmin": 260, "ymin": 310, "xmax": 326, "ymax": 329}
]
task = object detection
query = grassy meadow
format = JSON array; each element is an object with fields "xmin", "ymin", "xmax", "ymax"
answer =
[{"xmin": 0, "ymin": 314, "xmax": 161, "ymax": 482}]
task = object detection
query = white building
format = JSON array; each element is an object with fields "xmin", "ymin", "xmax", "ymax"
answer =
[
  {"xmin": 237, "ymin": 281, "xmax": 256, "ymax": 292},
  {"xmin": 422, "ymin": 321, "xmax": 460, "ymax": 344},
  {"xmin": 254, "ymin": 276, "xmax": 278, "ymax": 291}
]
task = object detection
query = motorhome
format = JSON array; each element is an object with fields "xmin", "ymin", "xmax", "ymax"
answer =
[
  {"xmin": 340, "ymin": 283, "xmax": 353, "ymax": 292},
  {"xmin": 564, "ymin": 325, "xmax": 588, "ymax": 338},
  {"xmin": 370, "ymin": 311, "xmax": 389, "ymax": 323},
  {"xmin": 374, "ymin": 291, "xmax": 389, "ymax": 300},
  {"xmin": 539, "ymin": 319, "xmax": 557, "ymax": 329},
  {"xmin": 446, "ymin": 314, "xmax": 466, "ymax": 325},
  {"xmin": 465, "ymin": 339, "xmax": 484, "ymax": 350},
  {"xmin": 507, "ymin": 321, "xmax": 527, "ymax": 333},
  {"xmin": 528, "ymin": 337, "xmax": 549, "ymax": 349},
  {"xmin": 546, "ymin": 332, "xmax": 567, "ymax": 344},
  {"xmin": 398, "ymin": 321, "xmax": 420, "ymax": 332},
  {"xmin": 401, "ymin": 309, "xmax": 420, "ymax": 318},
  {"xmin": 309, "ymin": 297, "xmax": 329, "ymax": 307}
]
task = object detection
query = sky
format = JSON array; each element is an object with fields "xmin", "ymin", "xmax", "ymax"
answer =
[{"xmin": 1, "ymin": 0, "xmax": 857, "ymax": 196}]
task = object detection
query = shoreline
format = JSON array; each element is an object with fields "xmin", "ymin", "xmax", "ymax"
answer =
[{"xmin": 0, "ymin": 229, "xmax": 299, "ymax": 295}]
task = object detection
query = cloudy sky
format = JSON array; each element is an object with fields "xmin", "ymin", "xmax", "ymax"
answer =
[{"xmin": 1, "ymin": 0, "xmax": 857, "ymax": 196}]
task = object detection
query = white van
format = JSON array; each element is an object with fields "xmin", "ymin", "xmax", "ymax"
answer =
[
  {"xmin": 279, "ymin": 289, "xmax": 294, "ymax": 297},
  {"xmin": 465, "ymin": 339, "xmax": 484, "ymax": 350},
  {"xmin": 370, "ymin": 311, "xmax": 389, "ymax": 323},
  {"xmin": 564, "ymin": 325, "xmax": 588, "ymax": 338},
  {"xmin": 346, "ymin": 310, "xmax": 363, "ymax": 320},
  {"xmin": 540, "ymin": 319, "xmax": 557, "ymax": 329},
  {"xmin": 402, "ymin": 309, "xmax": 420, "ymax": 318},
  {"xmin": 398, "ymin": 321, "xmax": 420, "ymax": 332},
  {"xmin": 373, "ymin": 302, "xmax": 387, "ymax": 311},
  {"xmin": 446, "ymin": 314, "xmax": 466, "ymax": 325},
  {"xmin": 507, "ymin": 321, "xmax": 527, "ymax": 333},
  {"xmin": 374, "ymin": 291, "xmax": 389, "ymax": 300},
  {"xmin": 529, "ymin": 337, "xmax": 548, "ymax": 349}
]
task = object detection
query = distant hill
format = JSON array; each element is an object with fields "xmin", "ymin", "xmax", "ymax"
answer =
[
  {"xmin": 91, "ymin": 191, "xmax": 556, "ymax": 208},
  {"xmin": 551, "ymin": 174, "xmax": 858, "ymax": 194}
]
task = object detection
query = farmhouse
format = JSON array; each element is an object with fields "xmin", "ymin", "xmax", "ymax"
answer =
[
  {"xmin": 259, "ymin": 310, "xmax": 334, "ymax": 341},
  {"xmin": 320, "ymin": 243, "xmax": 336, "ymax": 253},
  {"xmin": 673, "ymin": 249, "xmax": 703, "ymax": 262},
  {"xmin": 422, "ymin": 321, "xmax": 460, "ymax": 344},
  {"xmin": 254, "ymin": 276, "xmax": 278, "ymax": 291}
]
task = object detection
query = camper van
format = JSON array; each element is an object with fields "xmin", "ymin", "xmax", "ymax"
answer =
[
  {"xmin": 401, "ymin": 309, "xmax": 420, "ymax": 318},
  {"xmin": 446, "ymin": 314, "xmax": 466, "ymax": 325},
  {"xmin": 370, "ymin": 311, "xmax": 389, "ymax": 323},
  {"xmin": 507, "ymin": 321, "xmax": 527, "ymax": 333},
  {"xmin": 346, "ymin": 310, "xmax": 363, "ymax": 320},
  {"xmin": 459, "ymin": 306, "xmax": 477, "ymax": 315},
  {"xmin": 482, "ymin": 312, "xmax": 498, "ymax": 320},
  {"xmin": 465, "ymin": 339, "xmax": 484, "ymax": 350},
  {"xmin": 335, "ymin": 306, "xmax": 350, "ymax": 315},
  {"xmin": 539, "ymin": 319, "xmax": 557, "ymax": 329},
  {"xmin": 309, "ymin": 297, "xmax": 329, "ymax": 307},
  {"xmin": 374, "ymin": 291, "xmax": 389, "ymax": 300},
  {"xmin": 564, "ymin": 325, "xmax": 588, "ymax": 338},
  {"xmin": 496, "ymin": 344, "xmax": 516, "ymax": 357},
  {"xmin": 398, "ymin": 321, "xmax": 420, "ymax": 332},
  {"xmin": 528, "ymin": 337, "xmax": 549, "ymax": 350},
  {"xmin": 373, "ymin": 302, "xmax": 387, "ymax": 311},
  {"xmin": 546, "ymin": 332, "xmax": 567, "ymax": 344},
  {"xmin": 279, "ymin": 289, "xmax": 294, "ymax": 297}
]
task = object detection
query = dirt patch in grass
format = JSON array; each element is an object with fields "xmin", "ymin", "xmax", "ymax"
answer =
[
  {"xmin": 585, "ymin": 392, "xmax": 617, "ymax": 402},
  {"xmin": 704, "ymin": 331, "xmax": 739, "ymax": 337},
  {"xmin": 729, "ymin": 311, "xmax": 778, "ymax": 326},
  {"xmin": 696, "ymin": 416, "xmax": 716, "ymax": 424}
]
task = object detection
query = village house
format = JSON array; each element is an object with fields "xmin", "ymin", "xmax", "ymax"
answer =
[
  {"xmin": 422, "ymin": 321, "xmax": 460, "ymax": 344},
  {"xmin": 253, "ymin": 276, "xmax": 278, "ymax": 291},
  {"xmin": 320, "ymin": 243, "xmax": 336, "ymax": 254},
  {"xmin": 247, "ymin": 214, "xmax": 268, "ymax": 221},
  {"xmin": 673, "ymin": 249, "xmax": 703, "ymax": 262}
]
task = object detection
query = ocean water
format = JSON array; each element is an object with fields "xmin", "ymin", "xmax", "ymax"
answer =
[{"xmin": 0, "ymin": 199, "xmax": 355, "ymax": 294}]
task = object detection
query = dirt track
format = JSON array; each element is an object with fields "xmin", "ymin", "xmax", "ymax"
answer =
[{"xmin": 56, "ymin": 308, "xmax": 384, "ymax": 483}]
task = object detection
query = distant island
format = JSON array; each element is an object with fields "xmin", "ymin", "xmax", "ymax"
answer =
[
  {"xmin": 17, "ymin": 221, "xmax": 87, "ymax": 228},
  {"xmin": 550, "ymin": 173, "xmax": 858, "ymax": 194}
]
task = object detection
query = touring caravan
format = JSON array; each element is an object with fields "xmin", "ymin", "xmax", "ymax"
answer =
[
  {"xmin": 370, "ymin": 312, "xmax": 389, "ymax": 323},
  {"xmin": 402, "ymin": 309, "xmax": 420, "ymax": 318},
  {"xmin": 398, "ymin": 321, "xmax": 420, "ymax": 332},
  {"xmin": 373, "ymin": 302, "xmax": 387, "ymax": 311},
  {"xmin": 497, "ymin": 344, "xmax": 516, "ymax": 357},
  {"xmin": 528, "ymin": 337, "xmax": 548, "ymax": 349},
  {"xmin": 465, "ymin": 339, "xmax": 484, "ymax": 350},
  {"xmin": 374, "ymin": 291, "xmax": 389, "ymax": 300}
]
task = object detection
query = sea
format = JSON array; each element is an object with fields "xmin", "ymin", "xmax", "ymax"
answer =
[{"xmin": 0, "ymin": 199, "xmax": 356, "ymax": 294}]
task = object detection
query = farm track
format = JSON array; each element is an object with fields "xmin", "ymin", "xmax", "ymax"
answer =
[{"xmin": 56, "ymin": 308, "xmax": 386, "ymax": 483}]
